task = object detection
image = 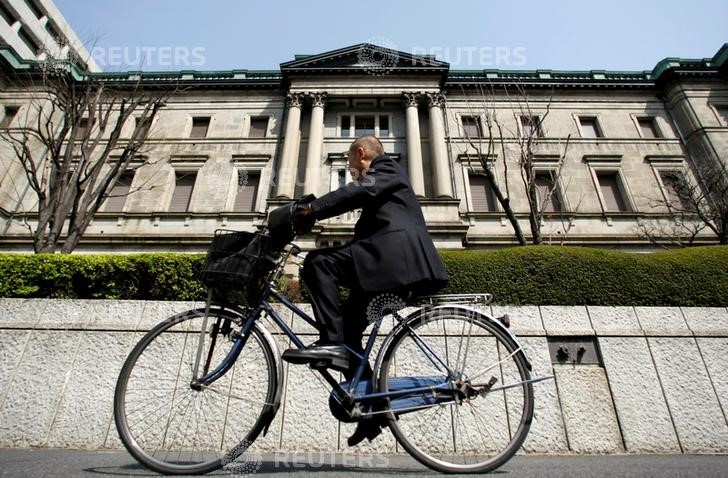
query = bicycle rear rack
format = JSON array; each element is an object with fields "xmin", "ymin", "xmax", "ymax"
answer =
[{"xmin": 418, "ymin": 293, "xmax": 493, "ymax": 305}]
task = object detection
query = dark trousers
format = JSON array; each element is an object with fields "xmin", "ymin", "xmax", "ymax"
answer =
[{"xmin": 302, "ymin": 245, "xmax": 374, "ymax": 381}]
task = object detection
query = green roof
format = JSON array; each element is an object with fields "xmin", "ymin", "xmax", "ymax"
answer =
[{"xmin": 1, "ymin": 43, "xmax": 725, "ymax": 89}]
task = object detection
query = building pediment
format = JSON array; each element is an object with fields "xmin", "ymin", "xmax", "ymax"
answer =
[{"xmin": 280, "ymin": 43, "xmax": 449, "ymax": 81}]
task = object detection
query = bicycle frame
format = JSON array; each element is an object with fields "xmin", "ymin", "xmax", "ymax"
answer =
[
  {"xmin": 118, "ymin": 234, "xmax": 554, "ymax": 475},
  {"xmin": 192, "ymin": 280, "xmax": 458, "ymax": 414},
  {"xmin": 189, "ymin": 240, "xmax": 553, "ymax": 422}
]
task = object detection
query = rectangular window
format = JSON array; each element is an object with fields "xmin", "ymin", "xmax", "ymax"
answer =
[
  {"xmin": 469, "ymin": 174, "xmax": 496, "ymax": 212},
  {"xmin": 341, "ymin": 115, "xmax": 351, "ymax": 137},
  {"xmin": 18, "ymin": 26, "xmax": 41, "ymax": 54},
  {"xmin": 659, "ymin": 171, "xmax": 690, "ymax": 210},
  {"xmin": 233, "ymin": 171, "xmax": 259, "ymax": 212},
  {"xmin": 716, "ymin": 106, "xmax": 728, "ymax": 127},
  {"xmin": 104, "ymin": 172, "xmax": 134, "ymax": 213},
  {"xmin": 379, "ymin": 115, "xmax": 389, "ymax": 137},
  {"xmin": 169, "ymin": 172, "xmax": 197, "ymax": 212},
  {"xmin": 520, "ymin": 115, "xmax": 542, "ymax": 138},
  {"xmin": 596, "ymin": 172, "xmax": 629, "ymax": 212},
  {"xmin": 579, "ymin": 116, "xmax": 602, "ymax": 138},
  {"xmin": 462, "ymin": 116, "xmax": 482, "ymax": 138},
  {"xmin": 637, "ymin": 117, "xmax": 660, "ymax": 138},
  {"xmin": 0, "ymin": 2, "xmax": 18, "ymax": 25},
  {"xmin": 355, "ymin": 116, "xmax": 375, "ymax": 136},
  {"xmin": 74, "ymin": 117, "xmax": 89, "ymax": 139},
  {"xmin": 1, "ymin": 106, "xmax": 19, "ymax": 128},
  {"xmin": 248, "ymin": 117, "xmax": 268, "ymax": 138},
  {"xmin": 338, "ymin": 170, "xmax": 346, "ymax": 188},
  {"xmin": 535, "ymin": 173, "xmax": 562, "ymax": 212},
  {"xmin": 190, "ymin": 116, "xmax": 210, "ymax": 138},
  {"xmin": 45, "ymin": 21, "xmax": 63, "ymax": 45},
  {"xmin": 26, "ymin": 0, "xmax": 45, "ymax": 18}
]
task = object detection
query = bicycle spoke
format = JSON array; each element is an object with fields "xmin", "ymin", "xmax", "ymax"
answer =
[
  {"xmin": 115, "ymin": 308, "xmax": 278, "ymax": 474},
  {"xmin": 165, "ymin": 389, "xmax": 197, "ymax": 457},
  {"xmin": 406, "ymin": 325, "xmax": 456, "ymax": 378},
  {"xmin": 132, "ymin": 391, "xmax": 197, "ymax": 450},
  {"xmin": 200, "ymin": 383, "xmax": 273, "ymax": 408},
  {"xmin": 379, "ymin": 310, "xmax": 534, "ymax": 473},
  {"xmin": 454, "ymin": 316, "xmax": 474, "ymax": 379},
  {"xmin": 468, "ymin": 346, "xmax": 522, "ymax": 382},
  {"xmin": 128, "ymin": 389, "xmax": 195, "ymax": 435}
]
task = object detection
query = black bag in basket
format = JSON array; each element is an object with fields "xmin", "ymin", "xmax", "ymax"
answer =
[{"xmin": 199, "ymin": 230, "xmax": 278, "ymax": 305}]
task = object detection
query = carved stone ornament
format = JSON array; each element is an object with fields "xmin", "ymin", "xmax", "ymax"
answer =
[
  {"xmin": 426, "ymin": 92, "xmax": 446, "ymax": 108},
  {"xmin": 309, "ymin": 92, "xmax": 328, "ymax": 108},
  {"xmin": 286, "ymin": 92, "xmax": 304, "ymax": 108},
  {"xmin": 402, "ymin": 92, "xmax": 420, "ymax": 108}
]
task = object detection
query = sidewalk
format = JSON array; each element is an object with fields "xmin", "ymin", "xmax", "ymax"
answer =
[{"xmin": 2, "ymin": 448, "xmax": 728, "ymax": 477}]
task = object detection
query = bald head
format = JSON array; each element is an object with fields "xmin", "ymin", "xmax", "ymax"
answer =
[
  {"xmin": 349, "ymin": 135, "xmax": 384, "ymax": 160},
  {"xmin": 346, "ymin": 135, "xmax": 384, "ymax": 182}
]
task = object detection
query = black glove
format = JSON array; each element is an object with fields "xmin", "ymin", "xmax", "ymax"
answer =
[{"xmin": 292, "ymin": 203, "xmax": 315, "ymax": 235}]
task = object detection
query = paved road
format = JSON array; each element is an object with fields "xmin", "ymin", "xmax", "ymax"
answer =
[{"xmin": 1, "ymin": 449, "xmax": 727, "ymax": 477}]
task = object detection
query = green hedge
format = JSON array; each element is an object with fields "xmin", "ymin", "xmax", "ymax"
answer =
[
  {"xmin": 0, "ymin": 246, "xmax": 726, "ymax": 306},
  {"xmin": 439, "ymin": 246, "xmax": 728, "ymax": 306},
  {"xmin": 0, "ymin": 253, "xmax": 206, "ymax": 301}
]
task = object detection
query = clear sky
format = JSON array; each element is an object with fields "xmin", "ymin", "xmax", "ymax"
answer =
[{"xmin": 55, "ymin": 0, "xmax": 728, "ymax": 73}]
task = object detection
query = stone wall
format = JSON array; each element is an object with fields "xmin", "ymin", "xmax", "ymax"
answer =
[{"xmin": 0, "ymin": 298, "xmax": 727, "ymax": 454}]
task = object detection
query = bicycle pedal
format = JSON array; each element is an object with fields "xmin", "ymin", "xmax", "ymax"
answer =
[
  {"xmin": 310, "ymin": 358, "xmax": 349, "ymax": 373},
  {"xmin": 310, "ymin": 359, "xmax": 329, "ymax": 369}
]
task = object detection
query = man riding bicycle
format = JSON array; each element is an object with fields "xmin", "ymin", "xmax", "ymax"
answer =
[{"xmin": 282, "ymin": 135, "xmax": 448, "ymax": 445}]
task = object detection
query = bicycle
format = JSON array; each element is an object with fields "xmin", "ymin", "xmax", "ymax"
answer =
[{"xmin": 113, "ymin": 202, "xmax": 552, "ymax": 474}]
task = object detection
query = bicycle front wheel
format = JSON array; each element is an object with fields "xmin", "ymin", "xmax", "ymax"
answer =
[
  {"xmin": 377, "ymin": 307, "xmax": 534, "ymax": 474},
  {"xmin": 114, "ymin": 307, "xmax": 279, "ymax": 475}
]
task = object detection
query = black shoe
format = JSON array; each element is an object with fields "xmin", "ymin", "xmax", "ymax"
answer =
[
  {"xmin": 282, "ymin": 344, "xmax": 350, "ymax": 372},
  {"xmin": 347, "ymin": 417, "xmax": 385, "ymax": 446}
]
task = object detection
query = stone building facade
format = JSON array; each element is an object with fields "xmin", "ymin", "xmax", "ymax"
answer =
[{"xmin": 0, "ymin": 43, "xmax": 727, "ymax": 252}]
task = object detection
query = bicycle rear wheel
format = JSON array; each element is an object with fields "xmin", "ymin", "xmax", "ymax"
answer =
[
  {"xmin": 377, "ymin": 307, "xmax": 534, "ymax": 474},
  {"xmin": 114, "ymin": 307, "xmax": 279, "ymax": 475}
]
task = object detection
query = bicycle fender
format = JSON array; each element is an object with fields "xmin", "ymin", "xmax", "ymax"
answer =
[{"xmin": 373, "ymin": 304, "xmax": 533, "ymax": 382}]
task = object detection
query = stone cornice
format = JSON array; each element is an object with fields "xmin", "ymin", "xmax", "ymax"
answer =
[{"xmin": 2, "ymin": 43, "xmax": 726, "ymax": 92}]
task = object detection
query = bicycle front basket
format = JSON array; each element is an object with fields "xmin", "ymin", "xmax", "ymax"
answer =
[{"xmin": 199, "ymin": 230, "xmax": 278, "ymax": 305}]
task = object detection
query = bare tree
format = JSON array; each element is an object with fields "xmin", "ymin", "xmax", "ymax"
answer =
[
  {"xmin": 0, "ymin": 53, "xmax": 173, "ymax": 253},
  {"xmin": 452, "ymin": 83, "xmax": 572, "ymax": 245},
  {"xmin": 638, "ymin": 160, "xmax": 728, "ymax": 246}
]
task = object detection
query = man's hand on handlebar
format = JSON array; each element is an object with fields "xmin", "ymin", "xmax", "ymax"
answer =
[{"xmin": 293, "ymin": 203, "xmax": 315, "ymax": 235}]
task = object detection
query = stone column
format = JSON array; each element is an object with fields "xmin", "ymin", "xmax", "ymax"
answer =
[
  {"xmin": 303, "ymin": 92, "xmax": 327, "ymax": 197},
  {"xmin": 403, "ymin": 92, "xmax": 426, "ymax": 197},
  {"xmin": 427, "ymin": 92, "xmax": 454, "ymax": 198},
  {"xmin": 275, "ymin": 93, "xmax": 304, "ymax": 198}
]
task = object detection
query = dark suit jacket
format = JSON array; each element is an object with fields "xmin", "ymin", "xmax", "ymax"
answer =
[{"xmin": 310, "ymin": 155, "xmax": 448, "ymax": 295}]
